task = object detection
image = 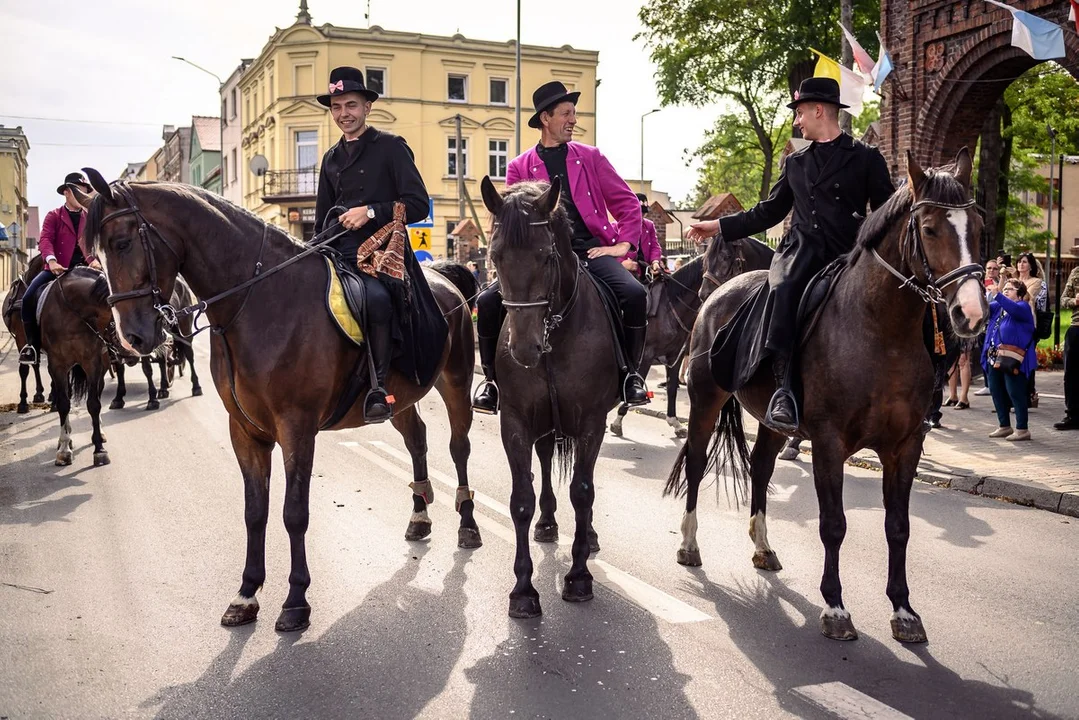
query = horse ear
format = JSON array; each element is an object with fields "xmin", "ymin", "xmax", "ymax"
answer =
[
  {"xmin": 82, "ymin": 167, "xmax": 116, "ymax": 204},
  {"xmin": 69, "ymin": 184, "xmax": 96, "ymax": 210},
  {"xmin": 906, "ymin": 150, "xmax": 926, "ymax": 197},
  {"xmin": 536, "ymin": 175, "xmax": 562, "ymax": 217},
  {"xmin": 480, "ymin": 176, "xmax": 503, "ymax": 216},
  {"xmin": 953, "ymin": 147, "xmax": 973, "ymax": 190}
]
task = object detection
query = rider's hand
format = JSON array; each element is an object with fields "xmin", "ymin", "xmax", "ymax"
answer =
[
  {"xmin": 620, "ymin": 258, "xmax": 637, "ymax": 272},
  {"xmin": 686, "ymin": 220, "xmax": 719, "ymax": 244},
  {"xmin": 340, "ymin": 206, "xmax": 371, "ymax": 231},
  {"xmin": 47, "ymin": 259, "xmax": 66, "ymax": 276},
  {"xmin": 587, "ymin": 241, "xmax": 631, "ymax": 260},
  {"xmin": 651, "ymin": 260, "xmax": 664, "ymax": 274},
  {"xmin": 89, "ymin": 259, "xmax": 103, "ymax": 271}
]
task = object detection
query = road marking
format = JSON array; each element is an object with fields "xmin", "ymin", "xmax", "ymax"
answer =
[
  {"xmin": 791, "ymin": 682, "xmax": 912, "ymax": 720},
  {"xmin": 342, "ymin": 439, "xmax": 712, "ymax": 624}
]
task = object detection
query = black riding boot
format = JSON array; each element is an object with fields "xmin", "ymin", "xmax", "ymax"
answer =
[
  {"xmin": 19, "ymin": 318, "xmax": 41, "ymax": 366},
  {"xmin": 364, "ymin": 321, "xmax": 394, "ymax": 424},
  {"xmin": 764, "ymin": 353, "xmax": 799, "ymax": 433},
  {"xmin": 472, "ymin": 333, "xmax": 500, "ymax": 415},
  {"xmin": 623, "ymin": 324, "xmax": 649, "ymax": 407}
]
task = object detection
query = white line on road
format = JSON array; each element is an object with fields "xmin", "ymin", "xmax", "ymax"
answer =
[
  {"xmin": 791, "ymin": 682, "xmax": 913, "ymax": 720},
  {"xmin": 341, "ymin": 439, "xmax": 712, "ymax": 625}
]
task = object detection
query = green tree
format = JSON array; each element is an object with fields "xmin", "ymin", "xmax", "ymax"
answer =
[
  {"xmin": 1004, "ymin": 64, "xmax": 1079, "ymax": 155},
  {"xmin": 685, "ymin": 111, "xmax": 787, "ymax": 209}
]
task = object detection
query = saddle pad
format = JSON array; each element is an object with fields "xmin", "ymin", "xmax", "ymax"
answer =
[
  {"xmin": 36, "ymin": 281, "xmax": 55, "ymax": 326},
  {"xmin": 584, "ymin": 269, "xmax": 630, "ymax": 372},
  {"xmin": 796, "ymin": 257, "xmax": 849, "ymax": 346},
  {"xmin": 324, "ymin": 257, "xmax": 364, "ymax": 347}
]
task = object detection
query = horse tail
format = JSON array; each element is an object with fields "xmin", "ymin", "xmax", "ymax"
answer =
[
  {"xmin": 555, "ymin": 435, "xmax": 577, "ymax": 484},
  {"xmin": 664, "ymin": 442, "xmax": 690, "ymax": 498},
  {"xmin": 663, "ymin": 397, "xmax": 752, "ymax": 506},
  {"xmin": 68, "ymin": 365, "xmax": 89, "ymax": 406},
  {"xmin": 430, "ymin": 261, "xmax": 479, "ymax": 311}
]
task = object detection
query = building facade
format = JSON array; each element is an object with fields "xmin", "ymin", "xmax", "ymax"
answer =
[
  {"xmin": 233, "ymin": 4, "xmax": 598, "ymax": 253},
  {"xmin": 222, "ymin": 59, "xmax": 253, "ymax": 206},
  {"xmin": 0, "ymin": 125, "xmax": 31, "ymax": 283},
  {"xmin": 190, "ymin": 116, "xmax": 222, "ymax": 193},
  {"xmin": 158, "ymin": 125, "xmax": 192, "ymax": 185}
]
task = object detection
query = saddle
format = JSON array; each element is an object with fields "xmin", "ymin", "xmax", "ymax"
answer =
[
  {"xmin": 323, "ymin": 255, "xmax": 365, "ymax": 347},
  {"xmin": 796, "ymin": 257, "xmax": 849, "ymax": 346},
  {"xmin": 646, "ymin": 280, "xmax": 664, "ymax": 319},
  {"xmin": 583, "ymin": 266, "xmax": 632, "ymax": 374},
  {"xmin": 36, "ymin": 281, "xmax": 56, "ymax": 326}
]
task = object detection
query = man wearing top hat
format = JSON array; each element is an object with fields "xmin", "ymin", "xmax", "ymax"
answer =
[
  {"xmin": 687, "ymin": 77, "xmax": 894, "ymax": 432},
  {"xmin": 313, "ymin": 66, "xmax": 446, "ymax": 423},
  {"xmin": 472, "ymin": 80, "xmax": 649, "ymax": 414},
  {"xmin": 18, "ymin": 172, "xmax": 101, "ymax": 365}
]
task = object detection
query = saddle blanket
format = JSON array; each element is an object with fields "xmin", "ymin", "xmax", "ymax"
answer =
[
  {"xmin": 36, "ymin": 281, "xmax": 55, "ymax": 326},
  {"xmin": 324, "ymin": 256, "xmax": 364, "ymax": 347}
]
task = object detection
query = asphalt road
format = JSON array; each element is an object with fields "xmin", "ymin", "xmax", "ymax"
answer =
[{"xmin": 1, "ymin": 342, "xmax": 1077, "ymax": 719}]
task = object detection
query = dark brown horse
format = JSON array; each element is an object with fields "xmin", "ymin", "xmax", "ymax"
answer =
[
  {"xmin": 37, "ymin": 267, "xmax": 123, "ymax": 467},
  {"xmin": 77, "ymin": 172, "xmax": 480, "ymax": 633},
  {"xmin": 667, "ymin": 149, "xmax": 988, "ymax": 643},
  {"xmin": 480, "ymin": 176, "xmax": 624, "ymax": 618},
  {"xmin": 3, "ymin": 256, "xmax": 48, "ymax": 413}
]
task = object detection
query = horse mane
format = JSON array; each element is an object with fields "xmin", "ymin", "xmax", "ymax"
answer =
[
  {"xmin": 671, "ymin": 254, "xmax": 704, "ymax": 289},
  {"xmin": 496, "ymin": 181, "xmax": 572, "ymax": 250},
  {"xmin": 66, "ymin": 266, "xmax": 110, "ymax": 304}
]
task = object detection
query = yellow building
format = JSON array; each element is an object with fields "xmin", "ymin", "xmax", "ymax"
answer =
[
  {"xmin": 0, "ymin": 125, "xmax": 31, "ymax": 284},
  {"xmin": 236, "ymin": 4, "xmax": 598, "ymax": 255}
]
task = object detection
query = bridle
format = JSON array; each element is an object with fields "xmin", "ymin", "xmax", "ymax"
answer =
[
  {"xmin": 701, "ymin": 242, "xmax": 745, "ymax": 296},
  {"xmin": 872, "ymin": 197, "xmax": 984, "ymax": 305}
]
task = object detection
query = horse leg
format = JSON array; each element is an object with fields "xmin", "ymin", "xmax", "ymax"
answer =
[
  {"xmin": 88, "ymin": 369, "xmax": 109, "ymax": 467},
  {"xmin": 142, "ymin": 358, "xmax": 159, "ymax": 410},
  {"xmin": 391, "ymin": 406, "xmax": 434, "ymax": 542},
  {"xmin": 533, "ymin": 433, "xmax": 558, "ymax": 542},
  {"xmin": 562, "ymin": 433, "xmax": 603, "ymax": 603},
  {"xmin": 433, "ymin": 370, "xmax": 481, "ymax": 548},
  {"xmin": 276, "ymin": 427, "xmax": 316, "ymax": 632},
  {"xmin": 220, "ymin": 416, "xmax": 274, "ymax": 627},
  {"xmin": 676, "ymin": 383, "xmax": 727, "ymax": 567},
  {"xmin": 882, "ymin": 434, "xmax": 928, "ymax": 644},
  {"xmin": 32, "ymin": 361, "xmax": 46, "ymax": 404},
  {"xmin": 748, "ymin": 427, "xmax": 786, "ymax": 571},
  {"xmin": 110, "ymin": 362, "xmax": 126, "ymax": 409},
  {"xmin": 51, "ymin": 367, "xmax": 73, "ymax": 466},
  {"xmin": 812, "ymin": 439, "xmax": 857, "ymax": 641},
  {"xmin": 504, "ymin": 422, "xmax": 540, "ymax": 618},
  {"xmin": 17, "ymin": 363, "xmax": 30, "ymax": 413},
  {"xmin": 184, "ymin": 341, "xmax": 203, "ymax": 396},
  {"xmin": 609, "ymin": 403, "xmax": 628, "ymax": 436},
  {"xmin": 666, "ymin": 364, "xmax": 687, "ymax": 438},
  {"xmin": 156, "ymin": 355, "xmax": 169, "ymax": 399}
]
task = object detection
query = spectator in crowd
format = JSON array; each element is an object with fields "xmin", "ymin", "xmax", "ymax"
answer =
[
  {"xmin": 1016, "ymin": 252, "xmax": 1045, "ymax": 408},
  {"xmin": 1056, "ymin": 265, "xmax": 1079, "ymax": 431},
  {"xmin": 975, "ymin": 258, "xmax": 1001, "ymax": 397},
  {"xmin": 983, "ymin": 277, "xmax": 1036, "ymax": 441}
]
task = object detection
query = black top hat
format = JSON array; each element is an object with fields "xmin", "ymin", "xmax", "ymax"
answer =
[
  {"xmin": 317, "ymin": 66, "xmax": 379, "ymax": 107},
  {"xmin": 635, "ymin": 192, "xmax": 648, "ymax": 205},
  {"xmin": 57, "ymin": 171, "xmax": 91, "ymax": 195},
  {"xmin": 528, "ymin": 81, "xmax": 581, "ymax": 129},
  {"xmin": 786, "ymin": 77, "xmax": 849, "ymax": 110}
]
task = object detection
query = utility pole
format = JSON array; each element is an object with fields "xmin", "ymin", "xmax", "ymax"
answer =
[
  {"xmin": 1055, "ymin": 152, "xmax": 1064, "ymax": 347},
  {"xmin": 640, "ymin": 108, "xmax": 660, "ymax": 194},
  {"xmin": 456, "ymin": 114, "xmax": 465, "ymax": 225},
  {"xmin": 515, "ymin": 0, "xmax": 521, "ymax": 156},
  {"xmin": 173, "ymin": 56, "xmax": 224, "ymax": 194},
  {"xmin": 1045, "ymin": 125, "xmax": 1056, "ymax": 286},
  {"xmin": 839, "ymin": 0, "xmax": 854, "ymax": 134}
]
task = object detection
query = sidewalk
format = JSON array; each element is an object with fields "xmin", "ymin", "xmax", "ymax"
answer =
[{"xmin": 637, "ymin": 366, "xmax": 1079, "ymax": 518}]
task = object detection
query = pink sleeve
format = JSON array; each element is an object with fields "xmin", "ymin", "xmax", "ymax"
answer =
[
  {"xmin": 38, "ymin": 210, "xmax": 58, "ymax": 260},
  {"xmin": 506, "ymin": 155, "xmax": 523, "ymax": 186},
  {"xmin": 595, "ymin": 150, "xmax": 642, "ymax": 249},
  {"xmin": 642, "ymin": 220, "xmax": 661, "ymax": 263}
]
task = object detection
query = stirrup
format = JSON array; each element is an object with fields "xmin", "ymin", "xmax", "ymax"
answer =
[
  {"xmin": 764, "ymin": 388, "xmax": 799, "ymax": 433},
  {"xmin": 472, "ymin": 379, "xmax": 499, "ymax": 415},
  {"xmin": 19, "ymin": 345, "xmax": 38, "ymax": 366},
  {"xmin": 363, "ymin": 388, "xmax": 394, "ymax": 424},
  {"xmin": 622, "ymin": 372, "xmax": 650, "ymax": 407}
]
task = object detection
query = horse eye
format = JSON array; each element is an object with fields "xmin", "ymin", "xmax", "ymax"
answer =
[
  {"xmin": 115, "ymin": 238, "xmax": 132, "ymax": 252},
  {"xmin": 921, "ymin": 225, "xmax": 936, "ymax": 237}
]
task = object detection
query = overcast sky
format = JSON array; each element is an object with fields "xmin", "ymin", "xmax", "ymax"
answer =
[{"xmin": 0, "ymin": 0, "xmax": 730, "ymax": 219}]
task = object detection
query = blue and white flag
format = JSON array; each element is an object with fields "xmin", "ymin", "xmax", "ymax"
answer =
[
  {"xmin": 986, "ymin": 0, "xmax": 1066, "ymax": 60},
  {"xmin": 872, "ymin": 32, "xmax": 894, "ymax": 93}
]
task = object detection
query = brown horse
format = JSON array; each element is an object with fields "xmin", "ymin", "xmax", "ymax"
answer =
[
  {"xmin": 667, "ymin": 149, "xmax": 988, "ymax": 643},
  {"xmin": 36, "ymin": 267, "xmax": 123, "ymax": 467},
  {"xmin": 480, "ymin": 176, "xmax": 625, "ymax": 618},
  {"xmin": 3, "ymin": 256, "xmax": 48, "ymax": 413},
  {"xmin": 77, "ymin": 171, "xmax": 480, "ymax": 633}
]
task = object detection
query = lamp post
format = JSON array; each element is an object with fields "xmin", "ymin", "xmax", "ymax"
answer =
[
  {"xmin": 173, "ymin": 56, "xmax": 224, "ymax": 194},
  {"xmin": 1046, "ymin": 124, "xmax": 1056, "ymax": 282},
  {"xmin": 640, "ymin": 108, "xmax": 661, "ymax": 194}
]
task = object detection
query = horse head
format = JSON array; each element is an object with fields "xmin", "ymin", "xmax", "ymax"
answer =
[
  {"xmin": 481, "ymin": 175, "xmax": 574, "ymax": 369},
  {"xmin": 902, "ymin": 148, "xmax": 987, "ymax": 337},
  {"xmin": 698, "ymin": 235, "xmax": 748, "ymax": 302},
  {"xmin": 74, "ymin": 168, "xmax": 180, "ymax": 355}
]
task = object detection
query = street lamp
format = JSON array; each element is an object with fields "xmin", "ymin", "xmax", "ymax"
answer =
[
  {"xmin": 640, "ymin": 108, "xmax": 661, "ymax": 195},
  {"xmin": 173, "ymin": 56, "xmax": 224, "ymax": 194},
  {"xmin": 1045, "ymin": 123, "xmax": 1056, "ymax": 284}
]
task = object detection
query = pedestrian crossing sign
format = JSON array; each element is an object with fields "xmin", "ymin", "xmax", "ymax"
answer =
[{"xmin": 409, "ymin": 227, "xmax": 431, "ymax": 251}]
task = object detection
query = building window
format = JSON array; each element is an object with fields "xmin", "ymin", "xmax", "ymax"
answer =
[
  {"xmin": 231, "ymin": 148, "xmax": 238, "ymax": 181},
  {"xmin": 268, "ymin": 73, "xmax": 274, "ymax": 103},
  {"xmin": 447, "ymin": 136, "xmax": 469, "ymax": 177},
  {"xmin": 294, "ymin": 64, "xmax": 313, "ymax": 96},
  {"xmin": 193, "ymin": 166, "xmax": 202, "ymax": 187},
  {"xmin": 222, "ymin": 156, "xmax": 228, "ymax": 188},
  {"xmin": 488, "ymin": 139, "xmax": 508, "ymax": 179},
  {"xmin": 489, "ymin": 78, "xmax": 508, "ymax": 105},
  {"xmin": 366, "ymin": 68, "xmax": 386, "ymax": 96},
  {"xmin": 296, "ymin": 130, "xmax": 318, "ymax": 193},
  {"xmin": 448, "ymin": 74, "xmax": 467, "ymax": 102},
  {"xmin": 230, "ymin": 88, "xmax": 237, "ymax": 119},
  {"xmin": 221, "ymin": 99, "xmax": 228, "ymax": 127}
]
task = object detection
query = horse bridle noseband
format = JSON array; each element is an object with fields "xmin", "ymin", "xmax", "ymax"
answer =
[{"xmin": 872, "ymin": 197, "xmax": 984, "ymax": 305}]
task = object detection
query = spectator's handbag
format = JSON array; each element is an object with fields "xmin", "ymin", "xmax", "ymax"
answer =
[
  {"xmin": 1035, "ymin": 308, "xmax": 1054, "ymax": 340},
  {"xmin": 993, "ymin": 344, "xmax": 1026, "ymax": 375}
]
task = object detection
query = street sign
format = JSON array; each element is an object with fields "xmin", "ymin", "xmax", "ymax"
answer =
[
  {"xmin": 409, "ymin": 227, "xmax": 431, "ymax": 251},
  {"xmin": 408, "ymin": 198, "xmax": 435, "ymax": 228},
  {"xmin": 415, "ymin": 250, "xmax": 433, "ymax": 263}
]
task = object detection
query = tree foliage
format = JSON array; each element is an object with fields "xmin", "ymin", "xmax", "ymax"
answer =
[
  {"xmin": 685, "ymin": 111, "xmax": 787, "ymax": 210},
  {"xmin": 1004, "ymin": 64, "xmax": 1079, "ymax": 156}
]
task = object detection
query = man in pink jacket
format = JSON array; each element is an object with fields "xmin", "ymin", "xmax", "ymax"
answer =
[
  {"xmin": 472, "ymin": 81, "xmax": 649, "ymax": 414},
  {"xmin": 19, "ymin": 172, "xmax": 101, "ymax": 364},
  {"xmin": 621, "ymin": 193, "xmax": 663, "ymax": 280}
]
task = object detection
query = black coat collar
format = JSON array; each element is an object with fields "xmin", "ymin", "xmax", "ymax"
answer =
[{"xmin": 332, "ymin": 126, "xmax": 383, "ymax": 169}]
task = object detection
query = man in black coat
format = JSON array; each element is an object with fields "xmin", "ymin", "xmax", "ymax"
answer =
[
  {"xmin": 688, "ymin": 77, "xmax": 894, "ymax": 432},
  {"xmin": 314, "ymin": 66, "xmax": 447, "ymax": 423}
]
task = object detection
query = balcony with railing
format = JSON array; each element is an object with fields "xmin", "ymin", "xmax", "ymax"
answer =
[{"xmin": 261, "ymin": 167, "xmax": 319, "ymax": 202}]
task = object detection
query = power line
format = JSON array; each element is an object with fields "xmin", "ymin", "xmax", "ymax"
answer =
[
  {"xmin": 0, "ymin": 114, "xmax": 165, "ymax": 127},
  {"xmin": 32, "ymin": 142, "xmax": 162, "ymax": 148}
]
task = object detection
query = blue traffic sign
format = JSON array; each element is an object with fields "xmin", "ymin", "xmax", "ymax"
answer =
[
  {"xmin": 408, "ymin": 198, "xmax": 435, "ymax": 228},
  {"xmin": 415, "ymin": 250, "xmax": 434, "ymax": 263}
]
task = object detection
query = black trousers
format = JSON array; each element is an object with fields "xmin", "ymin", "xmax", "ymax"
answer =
[
  {"xmin": 1065, "ymin": 325, "xmax": 1079, "ymax": 417},
  {"xmin": 476, "ymin": 253, "xmax": 647, "ymax": 341},
  {"xmin": 763, "ymin": 231, "xmax": 828, "ymax": 356}
]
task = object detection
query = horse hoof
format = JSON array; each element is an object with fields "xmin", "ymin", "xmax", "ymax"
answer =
[
  {"xmin": 33, "ymin": 394, "xmax": 46, "ymax": 404},
  {"xmin": 674, "ymin": 427, "xmax": 688, "ymax": 439},
  {"xmin": 676, "ymin": 548, "xmax": 702, "ymax": 567},
  {"xmin": 16, "ymin": 403, "xmax": 29, "ymax": 414},
  {"xmin": 55, "ymin": 451, "xmax": 72, "ymax": 466},
  {"xmin": 820, "ymin": 612, "xmax": 859, "ymax": 641},
  {"xmin": 891, "ymin": 613, "xmax": 928, "ymax": 644},
  {"xmin": 752, "ymin": 550, "xmax": 783, "ymax": 571},
  {"xmin": 109, "ymin": 399, "xmax": 124, "ymax": 410},
  {"xmin": 192, "ymin": 386, "xmax": 203, "ymax": 397},
  {"xmin": 562, "ymin": 575, "xmax": 594, "ymax": 603},
  {"xmin": 275, "ymin": 605, "xmax": 311, "ymax": 632},
  {"xmin": 146, "ymin": 401, "xmax": 159, "ymax": 411},
  {"xmin": 93, "ymin": 451, "xmax": 110, "ymax": 467},
  {"xmin": 609, "ymin": 422, "xmax": 623, "ymax": 437},
  {"xmin": 533, "ymin": 523, "xmax": 559, "ymax": 543},
  {"xmin": 509, "ymin": 593, "xmax": 542, "ymax": 619},
  {"xmin": 587, "ymin": 531, "xmax": 600, "ymax": 554},
  {"xmin": 405, "ymin": 520, "xmax": 432, "ymax": 541},
  {"xmin": 221, "ymin": 601, "xmax": 259, "ymax": 626},
  {"xmin": 158, "ymin": 390, "xmax": 170, "ymax": 399},
  {"xmin": 458, "ymin": 527, "xmax": 483, "ymax": 549}
]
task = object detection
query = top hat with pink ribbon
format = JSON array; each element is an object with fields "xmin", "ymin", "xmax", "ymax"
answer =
[{"xmin": 317, "ymin": 66, "xmax": 379, "ymax": 107}]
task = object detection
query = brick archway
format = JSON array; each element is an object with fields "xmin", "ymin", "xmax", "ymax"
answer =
[{"xmin": 880, "ymin": 0, "xmax": 1078, "ymax": 173}]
